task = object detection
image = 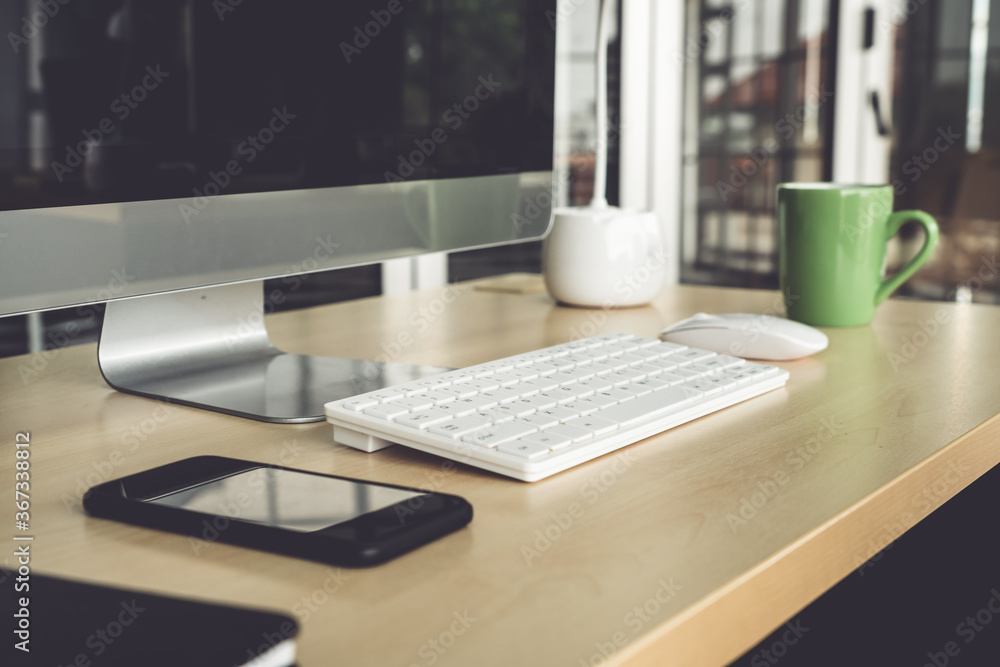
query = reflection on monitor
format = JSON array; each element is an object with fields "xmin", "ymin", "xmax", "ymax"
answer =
[{"xmin": 0, "ymin": 1, "xmax": 557, "ymax": 422}]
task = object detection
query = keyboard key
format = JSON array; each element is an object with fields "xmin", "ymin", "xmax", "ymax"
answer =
[
  {"xmin": 519, "ymin": 412, "xmax": 560, "ymax": 429},
  {"xmin": 687, "ymin": 381, "xmax": 723, "ymax": 396},
  {"xmin": 364, "ymin": 403, "xmax": 411, "ymax": 420},
  {"xmin": 618, "ymin": 354, "xmax": 647, "ymax": 366},
  {"xmin": 394, "ymin": 396, "xmax": 435, "ymax": 411},
  {"xmin": 545, "ymin": 424, "xmax": 593, "ymax": 443},
  {"xmin": 608, "ymin": 369, "xmax": 644, "ymax": 386},
  {"xmin": 670, "ymin": 367, "xmax": 702, "ymax": 380},
  {"xmin": 491, "ymin": 373, "xmax": 525, "ymax": 387},
  {"xmin": 549, "ymin": 386, "xmax": 579, "ymax": 403},
  {"xmin": 537, "ymin": 406, "xmax": 580, "ymax": 423},
  {"xmin": 463, "ymin": 422, "xmax": 538, "ymax": 448},
  {"xmin": 590, "ymin": 359, "xmax": 620, "ymax": 375},
  {"xmin": 586, "ymin": 391, "xmax": 620, "ymax": 409},
  {"xmin": 435, "ymin": 401, "xmax": 478, "ymax": 417},
  {"xmin": 395, "ymin": 409, "xmax": 453, "ymax": 429},
  {"xmin": 722, "ymin": 369, "xmax": 752, "ymax": 384},
  {"xmin": 519, "ymin": 377, "xmax": 558, "ymax": 393},
  {"xmin": 370, "ymin": 388, "xmax": 405, "ymax": 402},
  {"xmin": 566, "ymin": 367, "xmax": 596, "ymax": 382},
  {"xmin": 507, "ymin": 368, "xmax": 540, "ymax": 382},
  {"xmin": 412, "ymin": 377, "xmax": 452, "ymax": 390},
  {"xmin": 518, "ymin": 431, "xmax": 573, "ymax": 450},
  {"xmin": 576, "ymin": 377, "xmax": 614, "ymax": 393},
  {"xmin": 688, "ymin": 362, "xmax": 719, "ymax": 376},
  {"xmin": 498, "ymin": 439, "xmax": 555, "ymax": 459},
  {"xmin": 480, "ymin": 388, "xmax": 521, "ymax": 404},
  {"xmin": 547, "ymin": 372, "xmax": 580, "ymax": 387},
  {"xmin": 424, "ymin": 389, "xmax": 458, "ymax": 404},
  {"xmin": 491, "ymin": 402, "xmax": 536, "ymax": 419},
  {"xmin": 438, "ymin": 385, "xmax": 478, "ymax": 399},
  {"xmin": 635, "ymin": 378, "xmax": 671, "ymax": 392},
  {"xmin": 429, "ymin": 415, "xmax": 492, "ymax": 438},
  {"xmin": 571, "ymin": 416, "xmax": 619, "ymax": 437},
  {"xmin": 596, "ymin": 387, "xmax": 701, "ymax": 427},
  {"xmin": 605, "ymin": 388, "xmax": 637, "ymax": 403},
  {"xmin": 465, "ymin": 378, "xmax": 501, "ymax": 392},
  {"xmin": 564, "ymin": 353, "xmax": 594, "ymax": 367},
  {"xmin": 460, "ymin": 395, "xmax": 499, "ymax": 412},
  {"xmin": 676, "ymin": 348, "xmax": 716, "ymax": 363},
  {"xmin": 341, "ymin": 396, "xmax": 380, "ymax": 412},
  {"xmin": 560, "ymin": 400, "xmax": 599, "ymax": 417},
  {"xmin": 521, "ymin": 394, "xmax": 559, "ymax": 411}
]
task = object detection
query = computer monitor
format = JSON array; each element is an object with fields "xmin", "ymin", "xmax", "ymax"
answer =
[{"xmin": 0, "ymin": 0, "xmax": 557, "ymax": 423}]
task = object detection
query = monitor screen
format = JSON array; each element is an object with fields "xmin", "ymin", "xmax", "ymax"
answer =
[
  {"xmin": 0, "ymin": 0, "xmax": 557, "ymax": 316},
  {"xmin": 1, "ymin": 0, "xmax": 554, "ymax": 210}
]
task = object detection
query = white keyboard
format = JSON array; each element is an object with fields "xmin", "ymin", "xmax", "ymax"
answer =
[{"xmin": 325, "ymin": 333, "xmax": 789, "ymax": 482}]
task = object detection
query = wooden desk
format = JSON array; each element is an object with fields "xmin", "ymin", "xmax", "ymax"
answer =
[{"xmin": 3, "ymin": 277, "xmax": 1000, "ymax": 666}]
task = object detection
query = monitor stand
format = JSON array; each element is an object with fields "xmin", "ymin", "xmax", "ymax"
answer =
[{"xmin": 97, "ymin": 281, "xmax": 450, "ymax": 423}]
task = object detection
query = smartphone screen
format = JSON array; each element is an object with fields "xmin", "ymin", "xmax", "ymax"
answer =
[{"xmin": 146, "ymin": 468, "xmax": 427, "ymax": 533}]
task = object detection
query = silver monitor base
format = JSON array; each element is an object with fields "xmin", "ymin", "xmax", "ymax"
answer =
[{"xmin": 97, "ymin": 281, "xmax": 450, "ymax": 423}]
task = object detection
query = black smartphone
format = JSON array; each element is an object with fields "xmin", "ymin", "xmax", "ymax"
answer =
[{"xmin": 83, "ymin": 456, "xmax": 472, "ymax": 566}]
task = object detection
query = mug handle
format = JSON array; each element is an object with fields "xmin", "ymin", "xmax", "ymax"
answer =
[{"xmin": 874, "ymin": 210, "xmax": 940, "ymax": 305}]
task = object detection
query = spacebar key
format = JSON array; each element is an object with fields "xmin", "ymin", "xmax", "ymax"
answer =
[{"xmin": 597, "ymin": 387, "xmax": 702, "ymax": 428}]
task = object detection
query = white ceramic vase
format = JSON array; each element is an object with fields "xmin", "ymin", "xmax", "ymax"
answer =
[{"xmin": 542, "ymin": 207, "xmax": 666, "ymax": 308}]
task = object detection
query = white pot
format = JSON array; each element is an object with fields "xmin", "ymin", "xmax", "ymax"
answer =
[{"xmin": 542, "ymin": 207, "xmax": 667, "ymax": 308}]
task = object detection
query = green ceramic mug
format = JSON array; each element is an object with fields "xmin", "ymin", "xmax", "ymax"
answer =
[{"xmin": 777, "ymin": 183, "xmax": 939, "ymax": 326}]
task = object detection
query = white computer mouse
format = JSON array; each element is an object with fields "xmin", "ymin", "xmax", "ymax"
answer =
[{"xmin": 659, "ymin": 312, "xmax": 828, "ymax": 361}]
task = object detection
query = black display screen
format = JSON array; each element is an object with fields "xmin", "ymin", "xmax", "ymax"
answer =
[
  {"xmin": 0, "ymin": 0, "xmax": 556, "ymax": 210},
  {"xmin": 148, "ymin": 467, "xmax": 426, "ymax": 533}
]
